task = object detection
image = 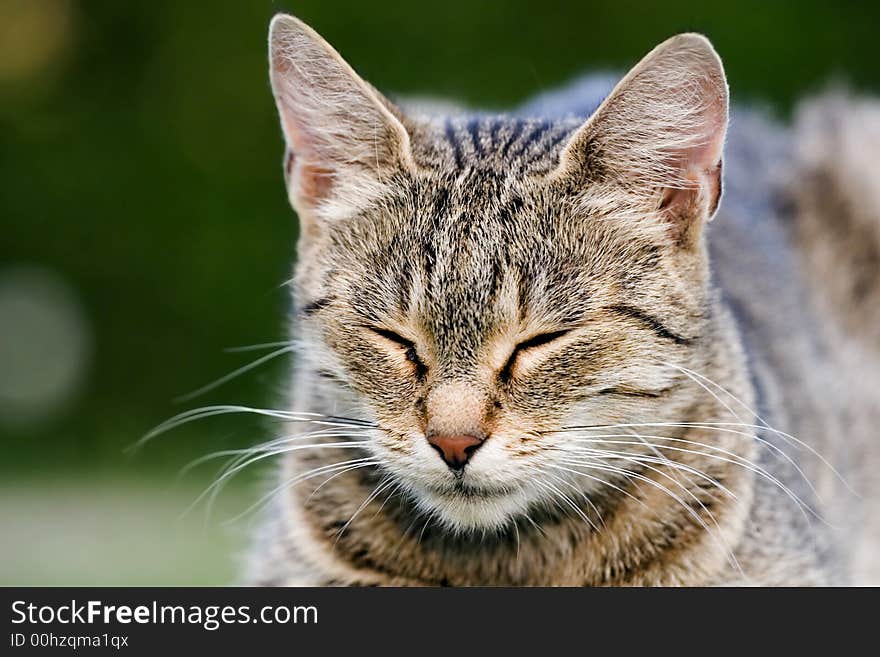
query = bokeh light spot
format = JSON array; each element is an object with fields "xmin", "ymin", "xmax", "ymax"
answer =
[
  {"xmin": 0, "ymin": 0, "xmax": 74, "ymax": 86},
  {"xmin": 0, "ymin": 264, "xmax": 92, "ymax": 430}
]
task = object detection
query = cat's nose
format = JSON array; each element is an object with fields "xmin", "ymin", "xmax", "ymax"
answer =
[{"xmin": 427, "ymin": 433, "xmax": 485, "ymax": 470}]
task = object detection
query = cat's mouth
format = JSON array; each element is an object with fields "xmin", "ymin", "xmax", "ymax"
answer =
[
  {"xmin": 443, "ymin": 478, "xmax": 512, "ymax": 498},
  {"xmin": 411, "ymin": 476, "xmax": 538, "ymax": 530},
  {"xmin": 413, "ymin": 466, "xmax": 518, "ymax": 498}
]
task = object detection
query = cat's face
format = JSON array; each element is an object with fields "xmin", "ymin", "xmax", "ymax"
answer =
[
  {"xmin": 300, "ymin": 169, "xmax": 708, "ymax": 529},
  {"xmin": 270, "ymin": 16, "xmax": 728, "ymax": 530}
]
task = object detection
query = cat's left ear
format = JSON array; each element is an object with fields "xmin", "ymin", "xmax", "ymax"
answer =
[
  {"xmin": 553, "ymin": 33, "xmax": 728, "ymax": 248},
  {"xmin": 268, "ymin": 14, "xmax": 415, "ymax": 224}
]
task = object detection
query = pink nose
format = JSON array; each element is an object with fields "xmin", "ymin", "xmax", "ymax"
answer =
[{"xmin": 427, "ymin": 434, "xmax": 485, "ymax": 470}]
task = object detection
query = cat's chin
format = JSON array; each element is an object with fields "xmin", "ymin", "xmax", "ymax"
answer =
[{"xmin": 409, "ymin": 481, "xmax": 538, "ymax": 533}]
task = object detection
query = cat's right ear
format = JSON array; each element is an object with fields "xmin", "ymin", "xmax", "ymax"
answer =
[
  {"xmin": 268, "ymin": 15, "xmax": 414, "ymax": 224},
  {"xmin": 552, "ymin": 33, "xmax": 728, "ymax": 249}
]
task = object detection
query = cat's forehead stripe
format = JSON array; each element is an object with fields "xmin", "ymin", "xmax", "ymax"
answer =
[{"xmin": 438, "ymin": 116, "xmax": 574, "ymax": 175}]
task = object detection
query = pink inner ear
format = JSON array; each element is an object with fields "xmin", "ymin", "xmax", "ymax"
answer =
[
  {"xmin": 659, "ymin": 87, "xmax": 727, "ymax": 236},
  {"xmin": 275, "ymin": 100, "xmax": 341, "ymax": 207},
  {"xmin": 687, "ymin": 107, "xmax": 726, "ymax": 174},
  {"xmin": 659, "ymin": 158, "xmax": 723, "ymax": 245},
  {"xmin": 295, "ymin": 162, "xmax": 335, "ymax": 205},
  {"xmin": 703, "ymin": 160, "xmax": 723, "ymax": 216}
]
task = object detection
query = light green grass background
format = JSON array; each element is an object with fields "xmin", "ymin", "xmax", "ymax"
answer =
[{"xmin": 0, "ymin": 474, "xmax": 256, "ymax": 585}]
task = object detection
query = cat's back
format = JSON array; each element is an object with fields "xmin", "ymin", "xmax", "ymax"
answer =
[{"xmin": 693, "ymin": 95, "xmax": 880, "ymax": 584}]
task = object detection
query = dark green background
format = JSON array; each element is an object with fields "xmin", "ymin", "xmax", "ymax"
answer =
[{"xmin": 2, "ymin": 0, "xmax": 878, "ymax": 583}]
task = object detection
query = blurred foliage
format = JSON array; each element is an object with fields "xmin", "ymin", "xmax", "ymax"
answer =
[{"xmin": 2, "ymin": 0, "xmax": 880, "ymax": 476}]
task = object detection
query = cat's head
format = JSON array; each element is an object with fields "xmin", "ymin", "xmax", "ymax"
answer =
[{"xmin": 268, "ymin": 15, "xmax": 729, "ymax": 531}]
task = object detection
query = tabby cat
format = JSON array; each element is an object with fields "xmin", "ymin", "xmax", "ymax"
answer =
[{"xmin": 246, "ymin": 14, "xmax": 880, "ymax": 585}]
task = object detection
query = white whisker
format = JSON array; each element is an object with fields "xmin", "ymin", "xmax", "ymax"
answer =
[
  {"xmin": 221, "ymin": 458, "xmax": 381, "ymax": 525},
  {"xmin": 667, "ymin": 363, "xmax": 855, "ymax": 495},
  {"xmin": 540, "ymin": 475, "xmax": 602, "ymax": 533},
  {"xmin": 556, "ymin": 421, "xmax": 816, "ymax": 499},
  {"xmin": 547, "ymin": 463, "xmax": 648, "ymax": 509},
  {"xmin": 224, "ymin": 340, "xmax": 295, "ymax": 353},
  {"xmin": 626, "ymin": 429, "xmax": 725, "ymax": 507},
  {"xmin": 174, "ymin": 346, "xmax": 295, "ymax": 403},
  {"xmin": 132, "ymin": 404, "xmax": 374, "ymax": 452},
  {"xmin": 562, "ymin": 434, "xmax": 821, "ymax": 522},
  {"xmin": 372, "ymin": 480, "xmax": 404, "ymax": 518},
  {"xmin": 185, "ymin": 441, "xmax": 371, "ymax": 521},
  {"xmin": 335, "ymin": 477, "xmax": 396, "ymax": 543},
  {"xmin": 180, "ymin": 429, "xmax": 372, "ymax": 476},
  {"xmin": 555, "ymin": 456, "xmax": 743, "ymax": 574}
]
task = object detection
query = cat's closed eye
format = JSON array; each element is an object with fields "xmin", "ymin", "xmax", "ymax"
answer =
[
  {"xmin": 369, "ymin": 327, "xmax": 426, "ymax": 375},
  {"xmin": 500, "ymin": 329, "xmax": 571, "ymax": 382}
]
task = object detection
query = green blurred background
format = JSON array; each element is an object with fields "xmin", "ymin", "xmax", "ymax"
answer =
[{"xmin": 2, "ymin": 0, "xmax": 879, "ymax": 584}]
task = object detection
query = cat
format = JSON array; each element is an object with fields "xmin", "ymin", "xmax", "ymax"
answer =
[{"xmin": 245, "ymin": 13, "xmax": 880, "ymax": 586}]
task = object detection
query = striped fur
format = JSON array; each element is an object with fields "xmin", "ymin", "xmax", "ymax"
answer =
[{"xmin": 247, "ymin": 14, "xmax": 880, "ymax": 586}]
